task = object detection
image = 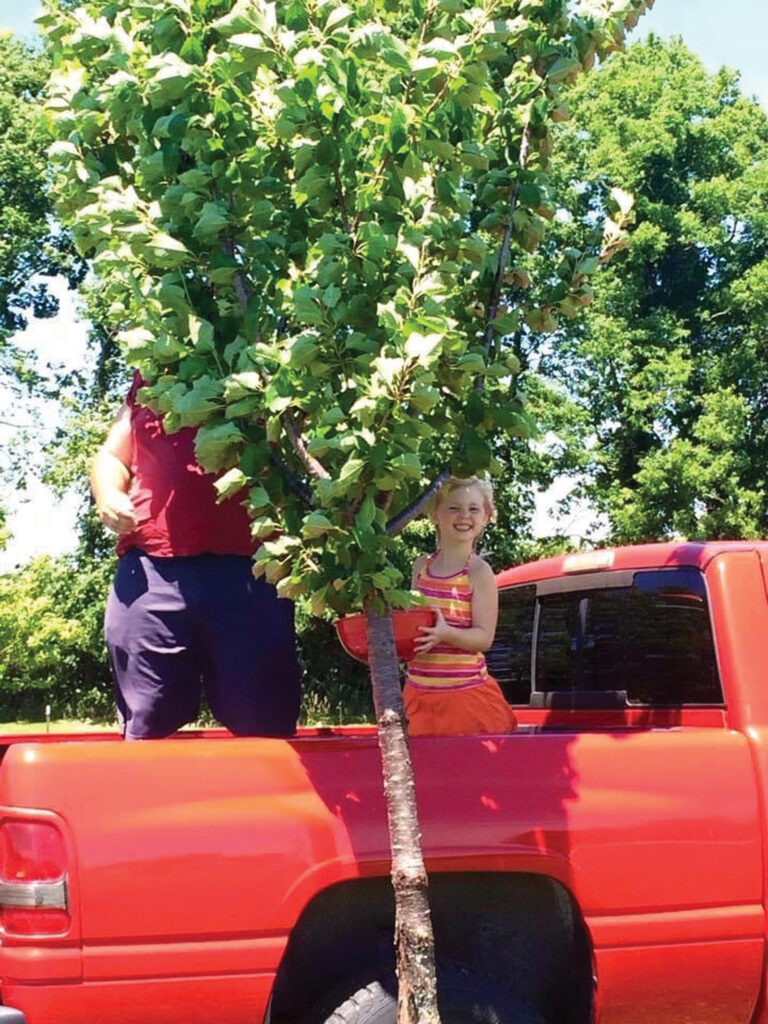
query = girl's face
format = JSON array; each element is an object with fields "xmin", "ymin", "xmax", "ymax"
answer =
[{"xmin": 432, "ymin": 485, "xmax": 489, "ymax": 545}]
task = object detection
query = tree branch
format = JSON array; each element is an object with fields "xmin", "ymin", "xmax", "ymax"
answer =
[
  {"xmin": 220, "ymin": 230, "xmax": 250, "ymax": 312},
  {"xmin": 268, "ymin": 450, "xmax": 314, "ymax": 507},
  {"xmin": 351, "ymin": 154, "xmax": 391, "ymax": 235},
  {"xmin": 385, "ymin": 467, "xmax": 451, "ymax": 536},
  {"xmin": 334, "ymin": 163, "xmax": 352, "ymax": 235},
  {"xmin": 212, "ymin": 184, "xmax": 252, "ymax": 314},
  {"xmin": 481, "ymin": 118, "xmax": 533, "ymax": 364},
  {"xmin": 282, "ymin": 413, "xmax": 331, "ymax": 480}
]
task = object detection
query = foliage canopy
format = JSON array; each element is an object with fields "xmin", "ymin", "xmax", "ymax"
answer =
[
  {"xmin": 535, "ymin": 36, "xmax": 768, "ymax": 542},
  {"xmin": 42, "ymin": 0, "xmax": 649, "ymax": 616}
]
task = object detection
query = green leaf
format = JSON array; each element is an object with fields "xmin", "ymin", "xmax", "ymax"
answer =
[
  {"xmin": 225, "ymin": 396, "xmax": 261, "ymax": 418},
  {"xmin": 577, "ymin": 255, "xmax": 600, "ymax": 275},
  {"xmin": 420, "ymin": 36, "xmax": 458, "ymax": 60},
  {"xmin": 267, "ymin": 392, "xmax": 291, "ymax": 413},
  {"xmin": 145, "ymin": 232, "xmax": 190, "ymax": 267},
  {"xmin": 458, "ymin": 142, "xmax": 489, "ymax": 169},
  {"xmin": 315, "ymin": 136, "xmax": 338, "ymax": 165},
  {"xmin": 248, "ymin": 485, "xmax": 272, "ymax": 511},
  {"xmin": 546, "ymin": 56, "xmax": 581, "ymax": 83},
  {"xmin": 250, "ymin": 516, "xmax": 280, "ymax": 540},
  {"xmin": 323, "ymin": 284, "xmax": 341, "ymax": 308},
  {"xmin": 321, "ymin": 406, "xmax": 346, "ymax": 426},
  {"xmin": 492, "ymin": 311, "xmax": 520, "ymax": 336},
  {"xmin": 193, "ymin": 202, "xmax": 231, "ymax": 242},
  {"xmin": 405, "ymin": 332, "xmax": 442, "ymax": 361},
  {"xmin": 117, "ymin": 327, "xmax": 154, "ymax": 359},
  {"xmin": 48, "ymin": 140, "xmax": 80, "ymax": 160},
  {"xmin": 422, "ymin": 140, "xmax": 455, "ymax": 160},
  {"xmin": 390, "ymin": 453, "xmax": 421, "ymax": 478},
  {"xmin": 211, "ymin": 0, "xmax": 257, "ymax": 37},
  {"xmin": 388, "ymin": 104, "xmax": 409, "ymax": 153},
  {"xmin": 302, "ymin": 511, "xmax": 336, "ymax": 538},
  {"xmin": 194, "ymin": 422, "xmax": 244, "ymax": 472},
  {"xmin": 411, "ymin": 56, "xmax": 440, "ymax": 77},
  {"xmin": 180, "ymin": 35, "xmax": 205, "ymax": 65},
  {"xmin": 146, "ymin": 53, "xmax": 196, "ymax": 105},
  {"xmin": 224, "ymin": 372, "xmax": 263, "ymax": 401},
  {"xmin": 325, "ymin": 4, "xmax": 353, "ymax": 33},
  {"xmin": 188, "ymin": 316, "xmax": 215, "ymax": 353},
  {"xmin": 339, "ymin": 457, "xmax": 366, "ymax": 483},
  {"xmin": 306, "ymin": 435, "xmax": 341, "ymax": 458},
  {"xmin": 229, "ymin": 33, "xmax": 273, "ymax": 69},
  {"xmin": 356, "ymin": 494, "xmax": 376, "ymax": 530},
  {"xmin": 409, "ymin": 385, "xmax": 440, "ymax": 411},
  {"xmin": 287, "ymin": 333, "xmax": 319, "ymax": 366},
  {"xmin": 174, "ymin": 375, "xmax": 222, "ymax": 426},
  {"xmin": 214, "ymin": 467, "xmax": 248, "ymax": 501},
  {"xmin": 462, "ymin": 432, "xmax": 492, "ymax": 469},
  {"xmin": 456, "ymin": 352, "xmax": 486, "ymax": 372},
  {"xmin": 293, "ymin": 287, "xmax": 324, "ymax": 325},
  {"xmin": 179, "ymin": 168, "xmax": 211, "ymax": 189}
]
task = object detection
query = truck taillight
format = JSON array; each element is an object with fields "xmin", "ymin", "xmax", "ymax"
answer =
[{"xmin": 0, "ymin": 821, "xmax": 70, "ymax": 935}]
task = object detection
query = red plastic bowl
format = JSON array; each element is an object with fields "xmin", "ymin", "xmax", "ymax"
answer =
[{"xmin": 335, "ymin": 608, "xmax": 436, "ymax": 664}]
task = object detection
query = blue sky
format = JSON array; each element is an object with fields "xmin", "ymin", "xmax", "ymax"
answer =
[{"xmin": 640, "ymin": 0, "xmax": 768, "ymax": 107}]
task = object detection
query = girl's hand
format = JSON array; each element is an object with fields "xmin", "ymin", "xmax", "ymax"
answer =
[{"xmin": 413, "ymin": 607, "xmax": 449, "ymax": 654}]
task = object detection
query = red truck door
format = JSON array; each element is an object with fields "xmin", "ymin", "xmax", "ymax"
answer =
[{"xmin": 484, "ymin": 556, "xmax": 765, "ymax": 1024}]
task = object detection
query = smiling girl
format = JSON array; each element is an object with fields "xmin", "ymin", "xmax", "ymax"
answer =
[{"xmin": 403, "ymin": 476, "xmax": 517, "ymax": 736}]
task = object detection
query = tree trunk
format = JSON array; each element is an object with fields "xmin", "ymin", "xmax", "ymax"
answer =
[{"xmin": 364, "ymin": 600, "xmax": 441, "ymax": 1024}]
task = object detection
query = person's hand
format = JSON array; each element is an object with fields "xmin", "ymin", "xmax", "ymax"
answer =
[
  {"xmin": 413, "ymin": 607, "xmax": 450, "ymax": 654},
  {"xmin": 97, "ymin": 490, "xmax": 137, "ymax": 534}
]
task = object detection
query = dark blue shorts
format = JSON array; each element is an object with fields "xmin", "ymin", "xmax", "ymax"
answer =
[{"xmin": 105, "ymin": 550, "xmax": 301, "ymax": 739}]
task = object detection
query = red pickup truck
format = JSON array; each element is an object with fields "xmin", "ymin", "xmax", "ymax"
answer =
[{"xmin": 1, "ymin": 540, "xmax": 768, "ymax": 1024}]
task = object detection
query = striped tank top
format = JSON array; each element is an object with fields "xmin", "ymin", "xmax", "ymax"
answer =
[{"xmin": 406, "ymin": 553, "xmax": 489, "ymax": 691}]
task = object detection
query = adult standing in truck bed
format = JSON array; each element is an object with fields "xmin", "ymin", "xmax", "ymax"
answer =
[{"xmin": 90, "ymin": 372, "xmax": 301, "ymax": 739}]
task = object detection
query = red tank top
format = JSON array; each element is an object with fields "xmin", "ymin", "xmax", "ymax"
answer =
[{"xmin": 116, "ymin": 374, "xmax": 255, "ymax": 558}]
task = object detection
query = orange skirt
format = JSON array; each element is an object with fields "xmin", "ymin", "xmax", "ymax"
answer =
[{"xmin": 403, "ymin": 676, "xmax": 518, "ymax": 737}]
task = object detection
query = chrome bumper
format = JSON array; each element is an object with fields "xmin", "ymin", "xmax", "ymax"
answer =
[{"xmin": 0, "ymin": 1008, "xmax": 26, "ymax": 1023}]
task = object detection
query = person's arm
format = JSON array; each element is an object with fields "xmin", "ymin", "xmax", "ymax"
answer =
[
  {"xmin": 90, "ymin": 402, "xmax": 138, "ymax": 534},
  {"xmin": 413, "ymin": 558, "xmax": 499, "ymax": 654}
]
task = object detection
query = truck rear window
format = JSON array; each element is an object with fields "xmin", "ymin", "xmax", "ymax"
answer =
[{"xmin": 487, "ymin": 568, "xmax": 723, "ymax": 706}]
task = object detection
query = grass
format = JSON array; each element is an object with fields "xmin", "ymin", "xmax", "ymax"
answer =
[
  {"xmin": 0, "ymin": 710, "xmax": 374, "ymax": 735},
  {"xmin": 0, "ymin": 720, "xmax": 118, "ymax": 734}
]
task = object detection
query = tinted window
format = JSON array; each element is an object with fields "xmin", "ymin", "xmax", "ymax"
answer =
[
  {"xmin": 490, "ymin": 569, "xmax": 722, "ymax": 705},
  {"xmin": 486, "ymin": 585, "xmax": 535, "ymax": 704}
]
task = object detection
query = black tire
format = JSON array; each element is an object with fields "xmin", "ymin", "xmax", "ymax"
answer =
[
  {"xmin": 308, "ymin": 968, "xmax": 545, "ymax": 1024},
  {"xmin": 321, "ymin": 981, "xmax": 394, "ymax": 1024}
]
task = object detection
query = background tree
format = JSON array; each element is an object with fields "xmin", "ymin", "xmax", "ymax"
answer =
[
  {"xmin": 0, "ymin": 30, "xmax": 87, "ymax": 551},
  {"xmin": 0, "ymin": 31, "xmax": 84, "ymax": 390},
  {"xmin": 42, "ymin": 0, "xmax": 650, "ymax": 1019},
  {"xmin": 0, "ymin": 551, "xmax": 115, "ymax": 721},
  {"xmin": 530, "ymin": 35, "xmax": 768, "ymax": 542}
]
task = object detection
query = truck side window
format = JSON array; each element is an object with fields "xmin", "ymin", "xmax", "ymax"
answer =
[
  {"xmin": 491, "ymin": 569, "xmax": 723, "ymax": 705},
  {"xmin": 486, "ymin": 584, "xmax": 536, "ymax": 704}
]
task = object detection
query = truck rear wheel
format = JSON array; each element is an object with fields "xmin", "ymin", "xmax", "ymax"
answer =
[{"xmin": 308, "ymin": 969, "xmax": 545, "ymax": 1024}]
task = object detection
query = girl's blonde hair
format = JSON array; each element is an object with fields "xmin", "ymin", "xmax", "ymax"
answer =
[{"xmin": 430, "ymin": 476, "xmax": 497, "ymax": 524}]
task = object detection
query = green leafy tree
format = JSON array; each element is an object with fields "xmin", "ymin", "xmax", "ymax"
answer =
[
  {"xmin": 0, "ymin": 552, "xmax": 116, "ymax": 722},
  {"xmin": 0, "ymin": 30, "xmax": 89, "ymax": 553},
  {"xmin": 0, "ymin": 32, "xmax": 85, "ymax": 390},
  {"xmin": 0, "ymin": 506, "xmax": 9, "ymax": 552},
  {"xmin": 42, "ymin": 0, "xmax": 652, "ymax": 1017},
  {"xmin": 533, "ymin": 36, "xmax": 768, "ymax": 542}
]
